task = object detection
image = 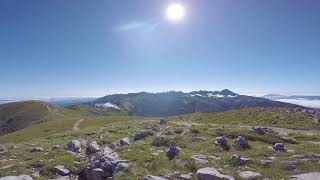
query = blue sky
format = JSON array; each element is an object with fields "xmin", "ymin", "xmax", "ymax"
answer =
[{"xmin": 1, "ymin": 0, "xmax": 320, "ymax": 98}]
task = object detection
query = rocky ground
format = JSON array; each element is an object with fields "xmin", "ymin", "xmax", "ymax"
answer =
[{"xmin": 0, "ymin": 108, "xmax": 320, "ymax": 179}]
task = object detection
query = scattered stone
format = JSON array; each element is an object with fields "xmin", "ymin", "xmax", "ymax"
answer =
[
  {"xmin": 238, "ymin": 171, "xmax": 262, "ymax": 180},
  {"xmin": 30, "ymin": 147, "xmax": 45, "ymax": 152},
  {"xmin": 192, "ymin": 154, "xmax": 209, "ymax": 164},
  {"xmin": 0, "ymin": 146, "xmax": 7, "ymax": 154},
  {"xmin": 52, "ymin": 145, "xmax": 60, "ymax": 151},
  {"xmin": 282, "ymin": 160, "xmax": 298, "ymax": 171},
  {"xmin": 252, "ymin": 127, "xmax": 266, "ymax": 135},
  {"xmin": 10, "ymin": 145, "xmax": 18, "ymax": 149},
  {"xmin": 231, "ymin": 155, "xmax": 252, "ymax": 166},
  {"xmin": 196, "ymin": 167, "xmax": 235, "ymax": 180},
  {"xmin": 84, "ymin": 147, "xmax": 129, "ymax": 179},
  {"xmin": 86, "ymin": 141, "xmax": 100, "ymax": 155},
  {"xmin": 215, "ymin": 136, "xmax": 230, "ymax": 150},
  {"xmin": 272, "ymin": 143, "xmax": 286, "ymax": 152},
  {"xmin": 234, "ymin": 136, "xmax": 249, "ymax": 149},
  {"xmin": 111, "ymin": 137, "xmax": 131, "ymax": 149},
  {"xmin": 164, "ymin": 171, "xmax": 180, "ymax": 179},
  {"xmin": 54, "ymin": 166, "xmax": 70, "ymax": 176},
  {"xmin": 179, "ymin": 173, "xmax": 192, "ymax": 180},
  {"xmin": 290, "ymin": 172, "xmax": 320, "ymax": 179},
  {"xmin": 134, "ymin": 130, "xmax": 153, "ymax": 141},
  {"xmin": 144, "ymin": 175, "xmax": 168, "ymax": 180},
  {"xmin": 65, "ymin": 140, "xmax": 82, "ymax": 153},
  {"xmin": 0, "ymin": 175, "xmax": 33, "ymax": 180},
  {"xmin": 120, "ymin": 137, "xmax": 130, "ymax": 146},
  {"xmin": 260, "ymin": 160, "xmax": 273, "ymax": 168},
  {"xmin": 166, "ymin": 141, "xmax": 181, "ymax": 160},
  {"xmin": 160, "ymin": 119, "xmax": 168, "ymax": 125}
]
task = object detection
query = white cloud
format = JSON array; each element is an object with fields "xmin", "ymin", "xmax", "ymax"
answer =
[
  {"xmin": 277, "ymin": 98, "xmax": 320, "ymax": 108},
  {"xmin": 115, "ymin": 19, "xmax": 160, "ymax": 32}
]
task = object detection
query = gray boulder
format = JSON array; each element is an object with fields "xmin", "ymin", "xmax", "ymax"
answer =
[
  {"xmin": 215, "ymin": 136, "xmax": 230, "ymax": 150},
  {"xmin": 111, "ymin": 138, "xmax": 131, "ymax": 149},
  {"xmin": 231, "ymin": 155, "xmax": 252, "ymax": 166},
  {"xmin": 192, "ymin": 154, "xmax": 209, "ymax": 164},
  {"xmin": 54, "ymin": 165, "xmax": 70, "ymax": 176},
  {"xmin": 234, "ymin": 136, "xmax": 249, "ymax": 149},
  {"xmin": 196, "ymin": 167, "xmax": 235, "ymax": 180},
  {"xmin": 85, "ymin": 147, "xmax": 129, "ymax": 179},
  {"xmin": 251, "ymin": 127, "xmax": 266, "ymax": 135},
  {"xmin": 65, "ymin": 140, "xmax": 82, "ymax": 153},
  {"xmin": 134, "ymin": 131, "xmax": 153, "ymax": 141},
  {"xmin": 272, "ymin": 143, "xmax": 286, "ymax": 152},
  {"xmin": 238, "ymin": 171, "xmax": 261, "ymax": 180},
  {"xmin": 86, "ymin": 141, "xmax": 100, "ymax": 155},
  {"xmin": 166, "ymin": 141, "xmax": 181, "ymax": 160},
  {"xmin": 0, "ymin": 175, "xmax": 33, "ymax": 180},
  {"xmin": 0, "ymin": 146, "xmax": 6, "ymax": 154}
]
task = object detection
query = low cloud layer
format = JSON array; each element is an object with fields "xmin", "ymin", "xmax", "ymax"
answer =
[{"xmin": 277, "ymin": 98, "xmax": 320, "ymax": 108}]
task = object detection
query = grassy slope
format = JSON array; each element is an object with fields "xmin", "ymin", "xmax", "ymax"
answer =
[
  {"xmin": 0, "ymin": 108, "xmax": 319, "ymax": 179},
  {"xmin": 0, "ymin": 101, "xmax": 64, "ymax": 135},
  {"xmin": 170, "ymin": 108, "xmax": 320, "ymax": 130}
]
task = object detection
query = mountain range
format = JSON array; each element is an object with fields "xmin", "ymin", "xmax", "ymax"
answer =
[{"xmin": 92, "ymin": 89, "xmax": 301, "ymax": 116}]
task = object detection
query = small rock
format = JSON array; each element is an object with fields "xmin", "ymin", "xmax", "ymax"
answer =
[
  {"xmin": 120, "ymin": 137, "xmax": 130, "ymax": 146},
  {"xmin": 30, "ymin": 147, "xmax": 45, "ymax": 152},
  {"xmin": 167, "ymin": 141, "xmax": 181, "ymax": 160},
  {"xmin": 238, "ymin": 171, "xmax": 261, "ymax": 180},
  {"xmin": 272, "ymin": 143, "xmax": 286, "ymax": 152},
  {"xmin": 192, "ymin": 154, "xmax": 209, "ymax": 164},
  {"xmin": 196, "ymin": 167, "xmax": 235, "ymax": 180},
  {"xmin": 231, "ymin": 155, "xmax": 252, "ymax": 166},
  {"xmin": 65, "ymin": 140, "xmax": 82, "ymax": 153},
  {"xmin": 180, "ymin": 173, "xmax": 192, "ymax": 180},
  {"xmin": 86, "ymin": 141, "xmax": 100, "ymax": 154},
  {"xmin": 260, "ymin": 160, "xmax": 273, "ymax": 168},
  {"xmin": 234, "ymin": 136, "xmax": 249, "ymax": 149},
  {"xmin": 153, "ymin": 135, "xmax": 168, "ymax": 147},
  {"xmin": 215, "ymin": 136, "xmax": 230, "ymax": 150},
  {"xmin": 134, "ymin": 130, "xmax": 153, "ymax": 141},
  {"xmin": 52, "ymin": 145, "xmax": 60, "ymax": 151},
  {"xmin": 251, "ymin": 127, "xmax": 266, "ymax": 135},
  {"xmin": 10, "ymin": 145, "xmax": 18, "ymax": 149},
  {"xmin": 54, "ymin": 165, "xmax": 70, "ymax": 176}
]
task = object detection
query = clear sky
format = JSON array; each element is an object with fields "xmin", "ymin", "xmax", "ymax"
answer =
[{"xmin": 1, "ymin": 0, "xmax": 320, "ymax": 98}]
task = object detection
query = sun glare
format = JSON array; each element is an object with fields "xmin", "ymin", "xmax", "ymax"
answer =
[{"xmin": 166, "ymin": 3, "xmax": 186, "ymax": 22}]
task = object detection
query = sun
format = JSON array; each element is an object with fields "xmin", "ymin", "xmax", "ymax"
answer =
[{"xmin": 166, "ymin": 3, "xmax": 186, "ymax": 22}]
